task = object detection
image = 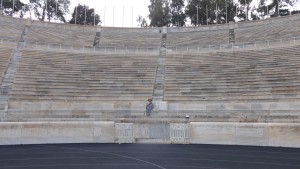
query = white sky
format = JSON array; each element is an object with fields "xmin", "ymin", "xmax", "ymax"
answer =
[
  {"xmin": 22, "ymin": 0, "xmax": 151, "ymax": 27},
  {"xmin": 69, "ymin": 0, "xmax": 151, "ymax": 27},
  {"xmin": 21, "ymin": 0, "xmax": 300, "ymax": 27}
]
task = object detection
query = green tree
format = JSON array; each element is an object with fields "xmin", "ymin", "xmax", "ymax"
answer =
[
  {"xmin": 258, "ymin": 0, "xmax": 298, "ymax": 17},
  {"xmin": 29, "ymin": 0, "xmax": 70, "ymax": 22},
  {"xmin": 185, "ymin": 0, "xmax": 237, "ymax": 25},
  {"xmin": 148, "ymin": 0, "xmax": 171, "ymax": 27},
  {"xmin": 69, "ymin": 4, "xmax": 101, "ymax": 25},
  {"xmin": 185, "ymin": 0, "xmax": 208, "ymax": 25},
  {"xmin": 137, "ymin": 15, "xmax": 148, "ymax": 27},
  {"xmin": 216, "ymin": 0, "xmax": 238, "ymax": 23},
  {"xmin": 238, "ymin": 0, "xmax": 253, "ymax": 21},
  {"xmin": 170, "ymin": 0, "xmax": 186, "ymax": 26},
  {"xmin": 0, "ymin": 0, "xmax": 25, "ymax": 17}
]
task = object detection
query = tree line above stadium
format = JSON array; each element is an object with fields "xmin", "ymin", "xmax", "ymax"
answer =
[
  {"xmin": 0, "ymin": 0, "xmax": 299, "ymax": 27},
  {"xmin": 144, "ymin": 0, "xmax": 300, "ymax": 27},
  {"xmin": 0, "ymin": 0, "xmax": 101, "ymax": 25}
]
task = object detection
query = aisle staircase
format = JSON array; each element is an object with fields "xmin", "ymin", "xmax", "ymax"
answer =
[
  {"xmin": 0, "ymin": 25, "xmax": 29, "ymax": 121},
  {"xmin": 153, "ymin": 33, "xmax": 167, "ymax": 101},
  {"xmin": 93, "ymin": 32, "xmax": 101, "ymax": 47}
]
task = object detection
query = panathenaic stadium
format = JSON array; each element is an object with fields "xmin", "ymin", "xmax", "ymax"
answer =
[{"xmin": 0, "ymin": 13, "xmax": 300, "ymax": 169}]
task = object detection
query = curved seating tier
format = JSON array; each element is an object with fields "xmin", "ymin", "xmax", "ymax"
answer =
[
  {"xmin": 99, "ymin": 31, "xmax": 161, "ymax": 48},
  {"xmin": 167, "ymin": 15, "xmax": 300, "ymax": 48},
  {"xmin": 235, "ymin": 16, "xmax": 300, "ymax": 43},
  {"xmin": 0, "ymin": 44, "xmax": 15, "ymax": 83},
  {"xmin": 10, "ymin": 49, "xmax": 157, "ymax": 101},
  {"xmin": 25, "ymin": 25, "xmax": 97, "ymax": 47},
  {"xmin": 0, "ymin": 17, "xmax": 25, "ymax": 41},
  {"xmin": 167, "ymin": 29, "xmax": 228, "ymax": 48},
  {"xmin": 165, "ymin": 45, "xmax": 300, "ymax": 101}
]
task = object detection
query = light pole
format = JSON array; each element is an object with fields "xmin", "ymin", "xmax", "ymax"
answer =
[
  {"xmin": 216, "ymin": 3, "xmax": 218, "ymax": 24},
  {"xmin": 12, "ymin": 0, "xmax": 15, "ymax": 15},
  {"xmin": 94, "ymin": 6, "xmax": 96, "ymax": 26},
  {"xmin": 55, "ymin": 0, "xmax": 57, "ymax": 16},
  {"xmin": 197, "ymin": 5, "xmax": 199, "ymax": 26},
  {"xmin": 75, "ymin": 5, "xmax": 77, "ymax": 25},
  {"xmin": 84, "ymin": 5, "xmax": 86, "ymax": 25},
  {"xmin": 1, "ymin": 0, "xmax": 3, "ymax": 12},
  {"xmin": 113, "ymin": 7, "xmax": 115, "ymax": 26},
  {"xmin": 104, "ymin": 5, "xmax": 106, "ymax": 26},
  {"xmin": 206, "ymin": 5, "xmax": 208, "ymax": 25},
  {"xmin": 245, "ymin": 0, "xmax": 247, "ymax": 21},
  {"xmin": 122, "ymin": 6, "xmax": 124, "ymax": 27},
  {"xmin": 225, "ymin": 0, "xmax": 227, "ymax": 23},
  {"xmin": 277, "ymin": 0, "xmax": 280, "ymax": 17}
]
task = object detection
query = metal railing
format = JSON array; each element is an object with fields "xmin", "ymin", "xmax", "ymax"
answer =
[{"xmin": 167, "ymin": 36, "xmax": 300, "ymax": 52}]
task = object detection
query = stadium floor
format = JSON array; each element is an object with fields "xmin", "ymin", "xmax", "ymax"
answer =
[{"xmin": 0, "ymin": 144, "xmax": 300, "ymax": 169}]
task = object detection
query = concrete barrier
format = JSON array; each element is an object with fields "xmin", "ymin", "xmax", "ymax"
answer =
[
  {"xmin": 190, "ymin": 122, "xmax": 300, "ymax": 148},
  {"xmin": 0, "ymin": 122, "xmax": 115, "ymax": 145}
]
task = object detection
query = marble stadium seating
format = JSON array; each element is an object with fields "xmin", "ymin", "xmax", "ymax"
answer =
[{"xmin": 0, "ymin": 14, "xmax": 300, "ymax": 123}]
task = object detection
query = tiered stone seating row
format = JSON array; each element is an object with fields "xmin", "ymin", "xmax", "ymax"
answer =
[
  {"xmin": 25, "ymin": 25, "xmax": 97, "ymax": 47},
  {"xmin": 0, "ymin": 45, "xmax": 15, "ymax": 83},
  {"xmin": 165, "ymin": 45, "xmax": 300, "ymax": 101},
  {"xmin": 235, "ymin": 17, "xmax": 300, "ymax": 43},
  {"xmin": 99, "ymin": 31, "xmax": 161, "ymax": 48},
  {"xmin": 0, "ymin": 17, "xmax": 25, "ymax": 41},
  {"xmin": 167, "ymin": 15, "xmax": 300, "ymax": 48},
  {"xmin": 10, "ymin": 49, "xmax": 157, "ymax": 101},
  {"xmin": 167, "ymin": 29, "xmax": 228, "ymax": 48}
]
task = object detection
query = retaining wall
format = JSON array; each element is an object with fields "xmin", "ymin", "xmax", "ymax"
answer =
[
  {"xmin": 0, "ymin": 121, "xmax": 115, "ymax": 145},
  {"xmin": 0, "ymin": 121, "xmax": 299, "ymax": 148}
]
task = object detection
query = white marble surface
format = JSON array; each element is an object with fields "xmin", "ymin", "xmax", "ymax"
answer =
[
  {"xmin": 0, "ymin": 122, "xmax": 115, "ymax": 145},
  {"xmin": 0, "ymin": 122, "xmax": 22, "ymax": 145},
  {"xmin": 1, "ymin": 121, "xmax": 299, "ymax": 147},
  {"xmin": 268, "ymin": 123, "xmax": 300, "ymax": 147},
  {"xmin": 190, "ymin": 122, "xmax": 300, "ymax": 148}
]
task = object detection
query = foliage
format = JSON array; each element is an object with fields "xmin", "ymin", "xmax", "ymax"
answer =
[
  {"xmin": 148, "ymin": 0, "xmax": 171, "ymax": 27},
  {"xmin": 0, "ymin": 0, "xmax": 25, "ymax": 17},
  {"xmin": 69, "ymin": 4, "xmax": 101, "ymax": 25},
  {"xmin": 28, "ymin": 0, "xmax": 70, "ymax": 22},
  {"xmin": 137, "ymin": 15, "xmax": 148, "ymax": 27},
  {"xmin": 170, "ymin": 0, "xmax": 186, "ymax": 26},
  {"xmin": 217, "ymin": 0, "xmax": 238, "ymax": 23},
  {"xmin": 257, "ymin": 0, "xmax": 298, "ymax": 17},
  {"xmin": 237, "ymin": 0, "xmax": 253, "ymax": 21},
  {"xmin": 185, "ymin": 0, "xmax": 208, "ymax": 25},
  {"xmin": 185, "ymin": 0, "xmax": 237, "ymax": 25}
]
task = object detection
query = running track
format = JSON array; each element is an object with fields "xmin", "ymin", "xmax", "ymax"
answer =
[{"xmin": 0, "ymin": 144, "xmax": 300, "ymax": 169}]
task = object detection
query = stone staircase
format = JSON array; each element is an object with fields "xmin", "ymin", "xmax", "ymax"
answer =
[
  {"xmin": 229, "ymin": 29, "xmax": 235, "ymax": 44},
  {"xmin": 93, "ymin": 32, "xmax": 101, "ymax": 47},
  {"xmin": 0, "ymin": 25, "xmax": 29, "ymax": 121},
  {"xmin": 153, "ymin": 34, "xmax": 167, "ymax": 101}
]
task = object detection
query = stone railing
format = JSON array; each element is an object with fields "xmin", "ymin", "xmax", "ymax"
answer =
[
  {"xmin": 167, "ymin": 36, "xmax": 300, "ymax": 53},
  {"xmin": 1, "ymin": 36, "xmax": 300, "ymax": 54},
  {"xmin": 22, "ymin": 41, "xmax": 160, "ymax": 54},
  {"xmin": 0, "ymin": 38, "xmax": 17, "ymax": 45}
]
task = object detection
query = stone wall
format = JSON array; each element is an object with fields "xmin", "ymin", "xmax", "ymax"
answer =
[
  {"xmin": 0, "ymin": 121, "xmax": 115, "ymax": 145},
  {"xmin": 6, "ymin": 101, "xmax": 300, "ymax": 123},
  {"xmin": 0, "ymin": 121, "xmax": 299, "ymax": 148},
  {"xmin": 190, "ymin": 122, "xmax": 300, "ymax": 147}
]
